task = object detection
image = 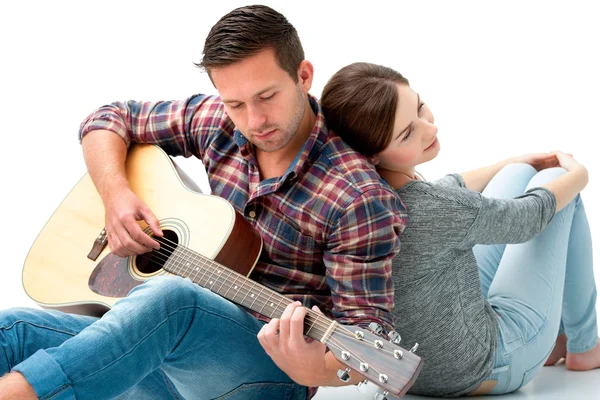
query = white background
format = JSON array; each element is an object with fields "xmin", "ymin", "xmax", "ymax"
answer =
[{"xmin": 1, "ymin": 1, "xmax": 598, "ymax": 316}]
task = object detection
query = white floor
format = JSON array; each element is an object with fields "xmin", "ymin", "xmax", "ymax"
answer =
[{"xmin": 314, "ymin": 362, "xmax": 600, "ymax": 399}]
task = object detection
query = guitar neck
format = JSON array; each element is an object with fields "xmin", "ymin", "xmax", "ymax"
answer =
[{"xmin": 163, "ymin": 247, "xmax": 335, "ymax": 343}]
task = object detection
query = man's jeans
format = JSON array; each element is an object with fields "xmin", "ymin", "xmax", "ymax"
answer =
[
  {"xmin": 474, "ymin": 164, "xmax": 598, "ymax": 394},
  {"xmin": 1, "ymin": 276, "xmax": 308, "ymax": 399}
]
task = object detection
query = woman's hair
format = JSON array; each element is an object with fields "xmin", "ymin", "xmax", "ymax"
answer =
[{"xmin": 321, "ymin": 62, "xmax": 409, "ymax": 157}]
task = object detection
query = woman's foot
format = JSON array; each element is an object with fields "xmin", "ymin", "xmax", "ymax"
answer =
[
  {"xmin": 544, "ymin": 333, "xmax": 567, "ymax": 366},
  {"xmin": 566, "ymin": 340, "xmax": 600, "ymax": 371}
]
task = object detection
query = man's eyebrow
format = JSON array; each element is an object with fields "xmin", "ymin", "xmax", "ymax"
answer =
[
  {"xmin": 394, "ymin": 94, "xmax": 421, "ymax": 140},
  {"xmin": 221, "ymin": 85, "xmax": 278, "ymax": 103}
]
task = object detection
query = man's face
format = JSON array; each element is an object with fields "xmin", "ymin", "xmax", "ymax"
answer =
[{"xmin": 211, "ymin": 48, "xmax": 307, "ymax": 153}]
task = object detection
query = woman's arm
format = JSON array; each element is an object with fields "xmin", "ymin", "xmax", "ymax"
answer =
[
  {"xmin": 460, "ymin": 153, "xmax": 558, "ymax": 192},
  {"xmin": 542, "ymin": 151, "xmax": 588, "ymax": 212}
]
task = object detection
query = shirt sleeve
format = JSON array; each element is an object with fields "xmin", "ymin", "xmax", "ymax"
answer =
[
  {"xmin": 431, "ymin": 173, "xmax": 465, "ymax": 188},
  {"xmin": 324, "ymin": 188, "xmax": 406, "ymax": 333},
  {"xmin": 458, "ymin": 187, "xmax": 557, "ymax": 249},
  {"xmin": 78, "ymin": 94, "xmax": 234, "ymax": 159}
]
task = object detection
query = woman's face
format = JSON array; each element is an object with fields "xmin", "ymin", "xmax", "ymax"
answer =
[{"xmin": 373, "ymin": 84, "xmax": 439, "ymax": 174}]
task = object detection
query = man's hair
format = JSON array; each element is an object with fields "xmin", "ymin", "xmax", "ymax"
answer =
[
  {"xmin": 321, "ymin": 62, "xmax": 409, "ymax": 158},
  {"xmin": 196, "ymin": 5, "xmax": 305, "ymax": 83}
]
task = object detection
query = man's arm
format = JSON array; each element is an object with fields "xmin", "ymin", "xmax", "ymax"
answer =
[
  {"xmin": 82, "ymin": 131, "xmax": 162, "ymax": 257},
  {"xmin": 78, "ymin": 94, "xmax": 232, "ymax": 256},
  {"xmin": 258, "ymin": 188, "xmax": 406, "ymax": 387}
]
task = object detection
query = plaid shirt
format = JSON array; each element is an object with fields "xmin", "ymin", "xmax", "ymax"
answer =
[{"xmin": 79, "ymin": 94, "xmax": 407, "ymax": 396}]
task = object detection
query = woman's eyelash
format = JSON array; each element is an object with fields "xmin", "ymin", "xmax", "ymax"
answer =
[
  {"xmin": 401, "ymin": 102, "xmax": 425, "ymax": 142},
  {"xmin": 402, "ymin": 127, "xmax": 413, "ymax": 141}
]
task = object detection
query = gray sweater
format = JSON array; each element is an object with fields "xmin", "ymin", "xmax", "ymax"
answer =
[{"xmin": 394, "ymin": 174, "xmax": 556, "ymax": 397}]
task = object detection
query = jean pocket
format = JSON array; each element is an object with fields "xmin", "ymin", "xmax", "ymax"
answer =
[
  {"xmin": 496, "ymin": 313, "xmax": 526, "ymax": 355},
  {"xmin": 216, "ymin": 382, "xmax": 297, "ymax": 400}
]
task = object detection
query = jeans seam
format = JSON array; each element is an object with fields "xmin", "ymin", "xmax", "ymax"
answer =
[
  {"xmin": 160, "ymin": 369, "xmax": 183, "ymax": 399},
  {"xmin": 71, "ymin": 305, "xmax": 260, "ymax": 385},
  {"xmin": 1, "ymin": 320, "xmax": 81, "ymax": 338},
  {"xmin": 214, "ymin": 382, "xmax": 296, "ymax": 400},
  {"xmin": 42, "ymin": 384, "xmax": 71, "ymax": 400}
]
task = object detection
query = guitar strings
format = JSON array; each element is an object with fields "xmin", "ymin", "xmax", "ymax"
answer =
[
  {"xmin": 134, "ymin": 240, "xmax": 411, "ymax": 385},
  {"xmin": 138, "ymin": 229, "xmax": 357, "ymax": 338}
]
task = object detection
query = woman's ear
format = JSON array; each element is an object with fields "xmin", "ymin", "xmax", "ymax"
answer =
[{"xmin": 369, "ymin": 155, "xmax": 380, "ymax": 165}]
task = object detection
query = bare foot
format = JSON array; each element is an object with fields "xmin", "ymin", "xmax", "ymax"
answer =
[
  {"xmin": 0, "ymin": 372, "xmax": 38, "ymax": 400},
  {"xmin": 544, "ymin": 333, "xmax": 567, "ymax": 366},
  {"xmin": 566, "ymin": 340, "xmax": 600, "ymax": 371}
]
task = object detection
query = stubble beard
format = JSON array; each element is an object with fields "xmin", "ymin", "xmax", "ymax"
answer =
[{"xmin": 253, "ymin": 86, "xmax": 306, "ymax": 153}]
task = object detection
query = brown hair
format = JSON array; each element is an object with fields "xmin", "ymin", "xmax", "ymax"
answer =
[
  {"xmin": 321, "ymin": 62, "xmax": 409, "ymax": 157},
  {"xmin": 196, "ymin": 5, "xmax": 305, "ymax": 83}
]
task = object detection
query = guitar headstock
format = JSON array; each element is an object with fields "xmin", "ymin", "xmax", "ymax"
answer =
[{"xmin": 328, "ymin": 323, "xmax": 423, "ymax": 397}]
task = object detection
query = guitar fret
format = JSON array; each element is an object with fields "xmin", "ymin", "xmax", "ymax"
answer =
[{"xmin": 166, "ymin": 248, "xmax": 329, "ymax": 340}]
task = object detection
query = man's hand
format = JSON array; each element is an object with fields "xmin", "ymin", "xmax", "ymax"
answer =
[
  {"xmin": 258, "ymin": 302, "xmax": 328, "ymax": 387},
  {"xmin": 104, "ymin": 187, "xmax": 163, "ymax": 257}
]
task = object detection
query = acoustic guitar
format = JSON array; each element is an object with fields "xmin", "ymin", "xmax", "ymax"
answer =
[{"xmin": 22, "ymin": 144, "xmax": 423, "ymax": 398}]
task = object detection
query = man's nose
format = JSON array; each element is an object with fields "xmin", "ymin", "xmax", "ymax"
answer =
[{"xmin": 247, "ymin": 105, "xmax": 267, "ymax": 130}]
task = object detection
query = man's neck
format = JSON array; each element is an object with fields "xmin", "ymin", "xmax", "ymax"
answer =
[{"xmin": 256, "ymin": 100, "xmax": 316, "ymax": 180}]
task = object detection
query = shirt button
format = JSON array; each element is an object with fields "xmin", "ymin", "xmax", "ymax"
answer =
[{"xmin": 249, "ymin": 211, "xmax": 256, "ymax": 218}]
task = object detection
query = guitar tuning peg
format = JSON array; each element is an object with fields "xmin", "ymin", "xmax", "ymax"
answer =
[
  {"xmin": 357, "ymin": 380, "xmax": 369, "ymax": 393},
  {"xmin": 337, "ymin": 367, "xmax": 351, "ymax": 382},
  {"xmin": 374, "ymin": 390, "xmax": 390, "ymax": 400},
  {"xmin": 387, "ymin": 330, "xmax": 401, "ymax": 344},
  {"xmin": 368, "ymin": 322, "xmax": 383, "ymax": 335},
  {"xmin": 410, "ymin": 342, "xmax": 419, "ymax": 353}
]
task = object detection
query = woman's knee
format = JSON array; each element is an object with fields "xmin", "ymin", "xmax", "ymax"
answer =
[
  {"xmin": 499, "ymin": 163, "xmax": 538, "ymax": 177},
  {"xmin": 526, "ymin": 167, "xmax": 568, "ymax": 190}
]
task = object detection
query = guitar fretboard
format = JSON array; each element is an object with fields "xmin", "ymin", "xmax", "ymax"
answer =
[{"xmin": 163, "ymin": 246, "xmax": 334, "ymax": 342}]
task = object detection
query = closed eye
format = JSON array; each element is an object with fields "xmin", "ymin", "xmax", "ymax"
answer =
[{"xmin": 260, "ymin": 93, "xmax": 276, "ymax": 101}]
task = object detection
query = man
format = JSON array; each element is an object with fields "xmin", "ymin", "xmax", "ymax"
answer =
[{"xmin": 0, "ymin": 5, "xmax": 406, "ymax": 399}]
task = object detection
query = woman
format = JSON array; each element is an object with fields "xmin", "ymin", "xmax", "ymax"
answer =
[{"xmin": 320, "ymin": 62, "xmax": 598, "ymax": 396}]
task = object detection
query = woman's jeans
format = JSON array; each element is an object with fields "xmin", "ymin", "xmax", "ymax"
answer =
[
  {"xmin": 474, "ymin": 164, "xmax": 597, "ymax": 394},
  {"xmin": 0, "ymin": 276, "xmax": 307, "ymax": 399}
]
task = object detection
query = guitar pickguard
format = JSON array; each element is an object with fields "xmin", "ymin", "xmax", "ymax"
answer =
[{"xmin": 88, "ymin": 253, "xmax": 145, "ymax": 297}]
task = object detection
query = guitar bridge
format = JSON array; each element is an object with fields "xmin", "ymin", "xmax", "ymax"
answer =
[{"xmin": 87, "ymin": 228, "xmax": 108, "ymax": 260}]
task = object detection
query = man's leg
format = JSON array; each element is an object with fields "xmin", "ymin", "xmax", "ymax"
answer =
[
  {"xmin": 5, "ymin": 276, "xmax": 305, "ymax": 400},
  {"xmin": 0, "ymin": 307, "xmax": 183, "ymax": 400}
]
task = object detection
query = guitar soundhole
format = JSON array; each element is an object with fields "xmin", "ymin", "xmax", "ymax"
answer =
[{"xmin": 136, "ymin": 229, "xmax": 179, "ymax": 274}]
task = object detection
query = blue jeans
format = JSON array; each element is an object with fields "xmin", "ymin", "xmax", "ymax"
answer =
[
  {"xmin": 474, "ymin": 164, "xmax": 598, "ymax": 394},
  {"xmin": 0, "ymin": 276, "xmax": 308, "ymax": 399}
]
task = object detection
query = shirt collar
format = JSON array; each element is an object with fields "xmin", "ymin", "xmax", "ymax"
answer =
[{"xmin": 233, "ymin": 95, "xmax": 329, "ymax": 183}]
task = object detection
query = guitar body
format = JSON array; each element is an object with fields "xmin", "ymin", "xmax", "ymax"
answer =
[{"xmin": 22, "ymin": 144, "xmax": 262, "ymax": 317}]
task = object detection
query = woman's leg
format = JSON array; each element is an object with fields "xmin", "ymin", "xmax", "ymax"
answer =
[
  {"xmin": 473, "ymin": 163, "xmax": 537, "ymax": 297},
  {"xmin": 560, "ymin": 200, "xmax": 600, "ymax": 369},
  {"xmin": 486, "ymin": 168, "xmax": 597, "ymax": 393}
]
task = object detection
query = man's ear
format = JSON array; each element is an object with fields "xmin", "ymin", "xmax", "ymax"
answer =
[{"xmin": 297, "ymin": 60, "xmax": 314, "ymax": 92}]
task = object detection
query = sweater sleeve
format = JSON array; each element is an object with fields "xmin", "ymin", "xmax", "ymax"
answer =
[{"xmin": 457, "ymin": 187, "xmax": 556, "ymax": 249}]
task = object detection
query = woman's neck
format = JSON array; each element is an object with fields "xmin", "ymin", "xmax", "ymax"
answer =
[{"xmin": 377, "ymin": 168, "xmax": 416, "ymax": 190}]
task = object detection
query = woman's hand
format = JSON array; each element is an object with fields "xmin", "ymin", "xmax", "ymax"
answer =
[
  {"xmin": 511, "ymin": 153, "xmax": 560, "ymax": 171},
  {"xmin": 552, "ymin": 151, "xmax": 586, "ymax": 173}
]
